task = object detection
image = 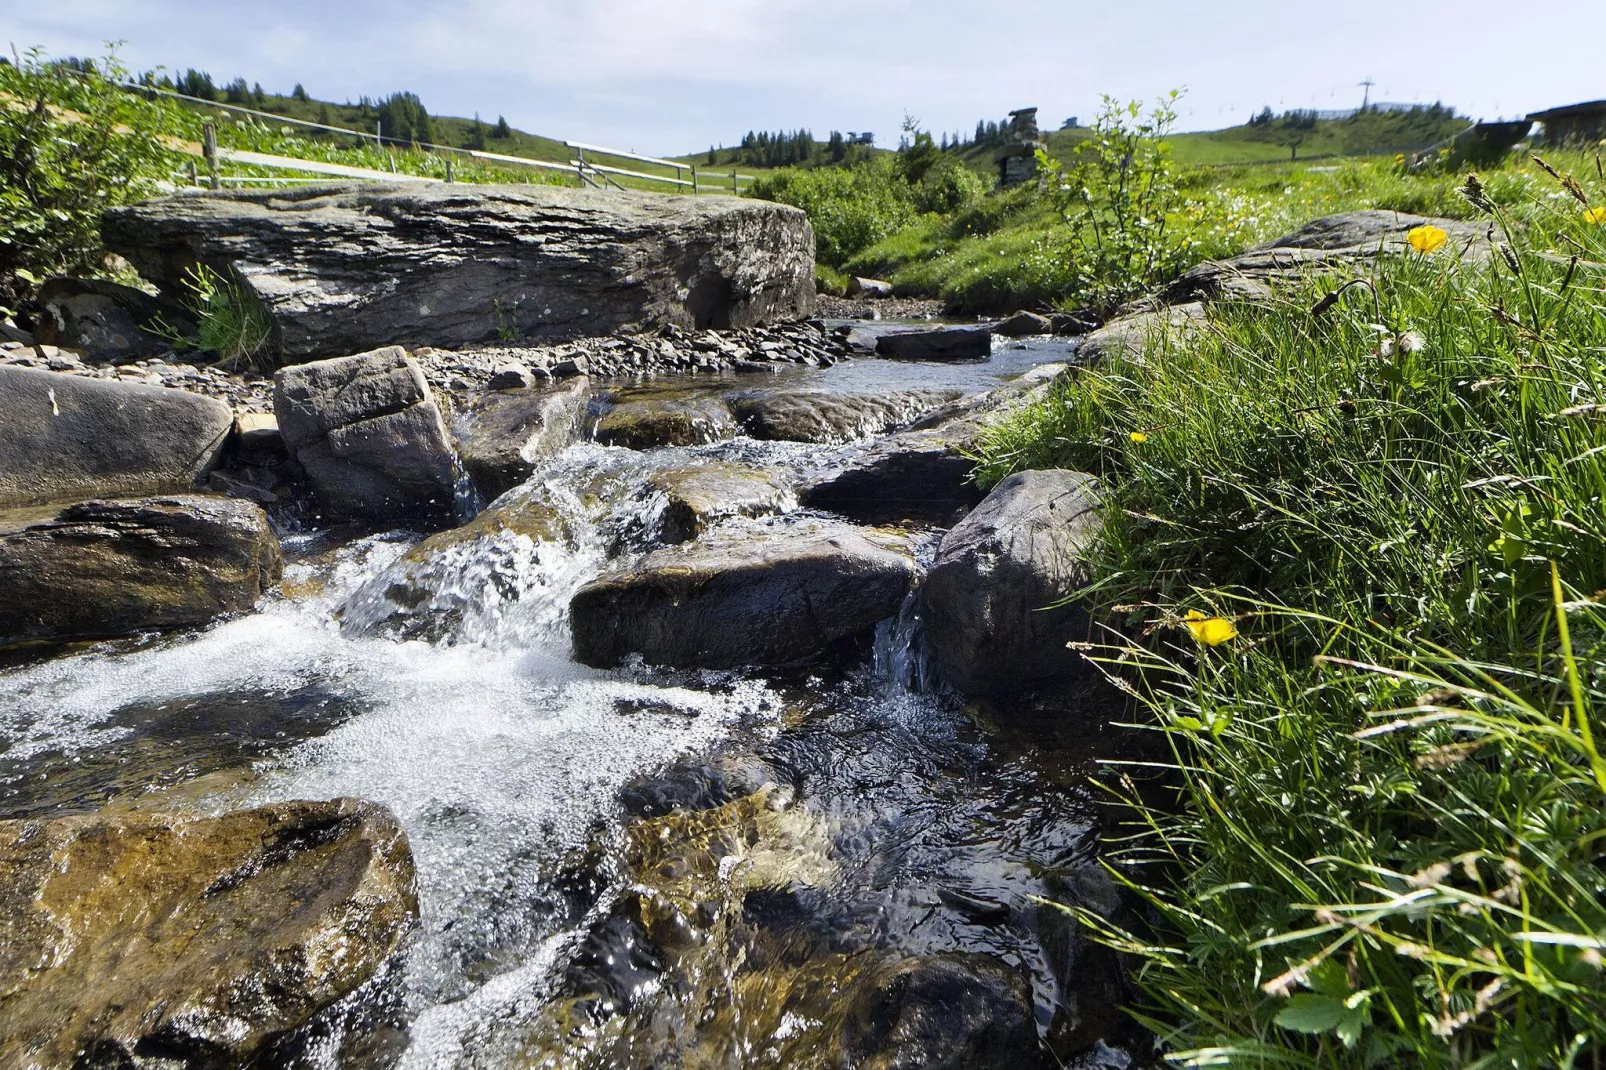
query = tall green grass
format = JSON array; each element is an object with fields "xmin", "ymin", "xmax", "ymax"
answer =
[{"xmin": 978, "ymin": 156, "xmax": 1606, "ymax": 1065}]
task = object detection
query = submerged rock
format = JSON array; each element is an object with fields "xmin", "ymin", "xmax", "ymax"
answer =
[
  {"xmin": 728, "ymin": 388, "xmax": 961, "ymax": 444},
  {"xmin": 841, "ymin": 954, "xmax": 1044, "ymax": 1070},
  {"xmin": 0, "ymin": 495, "xmax": 282, "ymax": 647},
  {"xmin": 647, "ymin": 462, "xmax": 793, "ymax": 543},
  {"xmin": 274, "ymin": 346, "xmax": 459, "ymax": 526},
  {"xmin": 455, "ymin": 377, "xmax": 589, "ymax": 501},
  {"xmin": 1164, "ymin": 209, "xmax": 1492, "ymax": 305},
  {"xmin": 0, "ymin": 367, "xmax": 234, "ymax": 507},
  {"xmin": 570, "ymin": 518, "xmax": 916, "ymax": 669},
  {"xmin": 103, "ymin": 183, "xmax": 816, "ymax": 360},
  {"xmin": 0, "ymin": 798, "xmax": 417, "ymax": 1070},
  {"xmin": 592, "ymin": 396, "xmax": 738, "ymax": 449},
  {"xmin": 922, "ymin": 470, "xmax": 1102, "ymax": 699},
  {"xmin": 875, "ymin": 326, "xmax": 993, "ymax": 362}
]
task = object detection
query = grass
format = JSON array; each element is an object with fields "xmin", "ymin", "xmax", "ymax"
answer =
[{"xmin": 975, "ymin": 152, "xmax": 1606, "ymax": 1065}]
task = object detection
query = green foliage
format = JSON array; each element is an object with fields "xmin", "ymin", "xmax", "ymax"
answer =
[
  {"xmin": 151, "ymin": 265, "xmax": 274, "ymax": 368},
  {"xmin": 978, "ymin": 156, "xmax": 1606, "ymax": 1065},
  {"xmin": 748, "ymin": 157, "xmax": 919, "ymax": 267},
  {"xmin": 376, "ymin": 90, "xmax": 433, "ymax": 145},
  {"xmin": 0, "ymin": 48, "xmax": 184, "ymax": 311}
]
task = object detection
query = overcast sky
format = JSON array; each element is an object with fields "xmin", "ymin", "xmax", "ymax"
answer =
[{"xmin": 6, "ymin": 0, "xmax": 1599, "ymax": 155}]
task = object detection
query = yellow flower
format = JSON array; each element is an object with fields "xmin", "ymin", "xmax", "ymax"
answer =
[
  {"xmin": 1407, "ymin": 225, "xmax": 1449, "ymax": 254},
  {"xmin": 1586, "ymin": 206, "xmax": 1606, "ymax": 225},
  {"xmin": 1184, "ymin": 609, "xmax": 1238, "ymax": 646},
  {"xmin": 1129, "ymin": 431, "xmax": 1149, "ymax": 443}
]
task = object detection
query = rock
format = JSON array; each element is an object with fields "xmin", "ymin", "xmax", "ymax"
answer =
[
  {"xmin": 455, "ymin": 377, "xmax": 589, "ymax": 501},
  {"xmin": 801, "ymin": 381, "xmax": 1050, "ymax": 526},
  {"xmin": 996, "ymin": 310, "xmax": 1052, "ymax": 337},
  {"xmin": 570, "ymin": 518, "xmax": 916, "ymax": 669},
  {"xmin": 550, "ymin": 356, "xmax": 588, "ymax": 379},
  {"xmin": 0, "ymin": 799, "xmax": 417, "ymax": 1069},
  {"xmin": 233, "ymin": 411, "xmax": 285, "ymax": 464},
  {"xmin": 840, "ymin": 954, "xmax": 1043, "ymax": 1070},
  {"xmin": 103, "ymin": 183, "xmax": 816, "ymax": 360},
  {"xmin": 1049, "ymin": 311, "xmax": 1097, "ymax": 336},
  {"xmin": 0, "ymin": 495, "xmax": 282, "ymax": 647},
  {"xmin": 728, "ymin": 388, "xmax": 962, "ymax": 444},
  {"xmin": 876, "ymin": 326, "xmax": 994, "ymax": 362},
  {"xmin": 1076, "ymin": 302, "xmax": 1206, "ymax": 365},
  {"xmin": 0, "ymin": 367, "xmax": 234, "ymax": 507},
  {"xmin": 273, "ymin": 346, "xmax": 459, "ymax": 525},
  {"xmin": 923, "ymin": 470, "xmax": 1102, "ymax": 699},
  {"xmin": 648, "ymin": 462, "xmax": 793, "ymax": 543},
  {"xmin": 30, "ymin": 277, "xmax": 193, "ymax": 363},
  {"xmin": 486, "ymin": 363, "xmax": 537, "ymax": 390},
  {"xmin": 1164, "ymin": 210, "xmax": 1492, "ymax": 305},
  {"xmin": 847, "ymin": 276, "xmax": 895, "ymax": 298},
  {"xmin": 592, "ymin": 396, "xmax": 737, "ymax": 449}
]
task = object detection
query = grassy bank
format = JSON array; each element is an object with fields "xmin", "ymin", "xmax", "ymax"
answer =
[{"xmin": 977, "ymin": 156, "xmax": 1606, "ymax": 1065}]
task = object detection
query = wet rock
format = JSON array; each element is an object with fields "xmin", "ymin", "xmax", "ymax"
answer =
[
  {"xmin": 923, "ymin": 470, "xmax": 1102, "ymax": 700},
  {"xmin": 847, "ymin": 276, "xmax": 895, "ymax": 298},
  {"xmin": 0, "ymin": 366, "xmax": 234, "ymax": 507},
  {"xmin": 486, "ymin": 362, "xmax": 540, "ymax": 390},
  {"xmin": 233, "ymin": 411, "xmax": 286, "ymax": 465},
  {"xmin": 1076, "ymin": 302, "xmax": 1206, "ymax": 365},
  {"xmin": 840, "ymin": 954, "xmax": 1043, "ymax": 1070},
  {"xmin": 571, "ymin": 518, "xmax": 917, "ymax": 669},
  {"xmin": 1164, "ymin": 210, "xmax": 1492, "ymax": 305},
  {"xmin": 648, "ymin": 462, "xmax": 793, "ymax": 543},
  {"xmin": 801, "ymin": 381, "xmax": 1050, "ymax": 526},
  {"xmin": 455, "ymin": 377, "xmax": 589, "ymax": 501},
  {"xmin": 620, "ymin": 754, "xmax": 786, "ymax": 818},
  {"xmin": 0, "ymin": 799, "xmax": 418, "ymax": 1069},
  {"xmin": 592, "ymin": 396, "xmax": 738, "ymax": 449},
  {"xmin": 30, "ymin": 276, "xmax": 193, "ymax": 363},
  {"xmin": 728, "ymin": 388, "xmax": 962, "ymax": 444},
  {"xmin": 1049, "ymin": 311, "xmax": 1097, "ymax": 336},
  {"xmin": 274, "ymin": 346, "xmax": 459, "ymax": 526},
  {"xmin": 996, "ymin": 310, "xmax": 1052, "ymax": 337},
  {"xmin": 0, "ymin": 495, "xmax": 282, "ymax": 647},
  {"xmin": 876, "ymin": 326, "xmax": 993, "ymax": 362},
  {"xmin": 103, "ymin": 183, "xmax": 816, "ymax": 360}
]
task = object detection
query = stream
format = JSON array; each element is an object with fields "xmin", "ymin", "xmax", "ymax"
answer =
[{"xmin": 0, "ymin": 337, "xmax": 1129, "ymax": 1069}]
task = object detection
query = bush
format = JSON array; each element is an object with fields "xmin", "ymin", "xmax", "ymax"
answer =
[
  {"xmin": 912, "ymin": 156, "xmax": 990, "ymax": 215},
  {"xmin": 979, "ymin": 159, "xmax": 1606, "ymax": 1065},
  {"xmin": 748, "ymin": 157, "xmax": 918, "ymax": 268},
  {"xmin": 0, "ymin": 49, "xmax": 183, "ymax": 313}
]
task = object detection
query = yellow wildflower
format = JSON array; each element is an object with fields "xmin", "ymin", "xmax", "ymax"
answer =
[
  {"xmin": 1407, "ymin": 224, "xmax": 1449, "ymax": 254},
  {"xmin": 1129, "ymin": 431, "xmax": 1149, "ymax": 443},
  {"xmin": 1586, "ymin": 206, "xmax": 1606, "ymax": 225},
  {"xmin": 1184, "ymin": 609, "xmax": 1238, "ymax": 646}
]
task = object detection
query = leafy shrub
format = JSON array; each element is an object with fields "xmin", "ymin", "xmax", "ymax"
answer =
[
  {"xmin": 912, "ymin": 156, "xmax": 990, "ymax": 215},
  {"xmin": 748, "ymin": 158, "xmax": 918, "ymax": 267},
  {"xmin": 0, "ymin": 49, "xmax": 183, "ymax": 313}
]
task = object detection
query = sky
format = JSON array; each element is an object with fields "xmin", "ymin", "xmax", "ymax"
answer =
[{"xmin": 5, "ymin": 0, "xmax": 1600, "ymax": 155}]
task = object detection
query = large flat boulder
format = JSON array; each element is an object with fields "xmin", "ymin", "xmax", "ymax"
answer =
[
  {"xmin": 923, "ymin": 470, "xmax": 1102, "ymax": 699},
  {"xmin": 455, "ymin": 377, "xmax": 589, "ymax": 501},
  {"xmin": 876, "ymin": 326, "xmax": 993, "ymax": 362},
  {"xmin": 571, "ymin": 518, "xmax": 916, "ymax": 669},
  {"xmin": 1163, "ymin": 210, "xmax": 1491, "ymax": 305},
  {"xmin": 729, "ymin": 388, "xmax": 961, "ymax": 444},
  {"xmin": 0, "ymin": 495, "xmax": 282, "ymax": 647},
  {"xmin": 591, "ymin": 395, "xmax": 738, "ymax": 450},
  {"xmin": 274, "ymin": 346, "xmax": 459, "ymax": 525},
  {"xmin": 0, "ymin": 799, "xmax": 417, "ymax": 1069},
  {"xmin": 103, "ymin": 183, "xmax": 816, "ymax": 360},
  {"xmin": 0, "ymin": 367, "xmax": 234, "ymax": 507},
  {"xmin": 647, "ymin": 462, "xmax": 793, "ymax": 543}
]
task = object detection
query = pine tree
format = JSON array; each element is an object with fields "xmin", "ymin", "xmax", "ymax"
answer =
[
  {"xmin": 493, "ymin": 115, "xmax": 512, "ymax": 140},
  {"xmin": 706, "ymin": 145, "xmax": 717, "ymax": 165},
  {"xmin": 251, "ymin": 82, "xmax": 266, "ymax": 108},
  {"xmin": 317, "ymin": 103, "xmax": 331, "ymax": 126},
  {"xmin": 469, "ymin": 112, "xmax": 487, "ymax": 151},
  {"xmin": 292, "ymin": 83, "xmax": 309, "ymax": 102}
]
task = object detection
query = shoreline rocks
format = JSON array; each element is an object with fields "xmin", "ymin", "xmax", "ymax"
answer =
[
  {"xmin": 0, "ymin": 366, "xmax": 233, "ymax": 507},
  {"xmin": 274, "ymin": 346, "xmax": 459, "ymax": 526},
  {"xmin": 455, "ymin": 377, "xmax": 589, "ymax": 501},
  {"xmin": 0, "ymin": 495, "xmax": 283, "ymax": 647},
  {"xmin": 876, "ymin": 326, "xmax": 994, "ymax": 362},
  {"xmin": 922, "ymin": 470, "xmax": 1102, "ymax": 699},
  {"xmin": 570, "ymin": 518, "xmax": 916, "ymax": 669},
  {"xmin": 103, "ymin": 183, "xmax": 817, "ymax": 360},
  {"xmin": 0, "ymin": 798, "xmax": 418, "ymax": 1069}
]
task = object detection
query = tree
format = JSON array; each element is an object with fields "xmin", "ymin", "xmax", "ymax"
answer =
[
  {"xmin": 317, "ymin": 102, "xmax": 331, "ymax": 126},
  {"xmin": 223, "ymin": 77, "xmax": 249, "ymax": 105},
  {"xmin": 291, "ymin": 83, "xmax": 309, "ymax": 102},
  {"xmin": 706, "ymin": 145, "xmax": 717, "ymax": 165},
  {"xmin": 468, "ymin": 112, "xmax": 487, "ymax": 151},
  {"xmin": 377, "ymin": 91, "xmax": 433, "ymax": 145},
  {"xmin": 828, "ymin": 130, "xmax": 846, "ymax": 162},
  {"xmin": 180, "ymin": 69, "xmax": 216, "ymax": 100},
  {"xmin": 251, "ymin": 82, "xmax": 265, "ymax": 108},
  {"xmin": 492, "ymin": 115, "xmax": 512, "ymax": 140}
]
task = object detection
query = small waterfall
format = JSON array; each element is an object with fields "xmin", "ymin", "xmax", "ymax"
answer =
[{"xmin": 872, "ymin": 587, "xmax": 935, "ymax": 695}]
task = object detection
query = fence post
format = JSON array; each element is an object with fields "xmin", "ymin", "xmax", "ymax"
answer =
[
  {"xmin": 445, "ymin": 157, "xmax": 455, "ymax": 183},
  {"xmin": 186, "ymin": 160, "xmax": 198, "ymax": 187},
  {"xmin": 691, "ymin": 167, "xmax": 699, "ymax": 196},
  {"xmin": 202, "ymin": 121, "xmax": 219, "ymax": 190},
  {"xmin": 731, "ymin": 169, "xmax": 738, "ymax": 194}
]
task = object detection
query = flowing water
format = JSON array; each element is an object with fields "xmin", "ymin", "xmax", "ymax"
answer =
[{"xmin": 0, "ymin": 340, "xmax": 1124, "ymax": 1068}]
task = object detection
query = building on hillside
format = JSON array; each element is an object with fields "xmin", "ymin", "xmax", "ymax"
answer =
[
  {"xmin": 1527, "ymin": 100, "xmax": 1606, "ymax": 147},
  {"xmin": 997, "ymin": 107, "xmax": 1046, "ymax": 188}
]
